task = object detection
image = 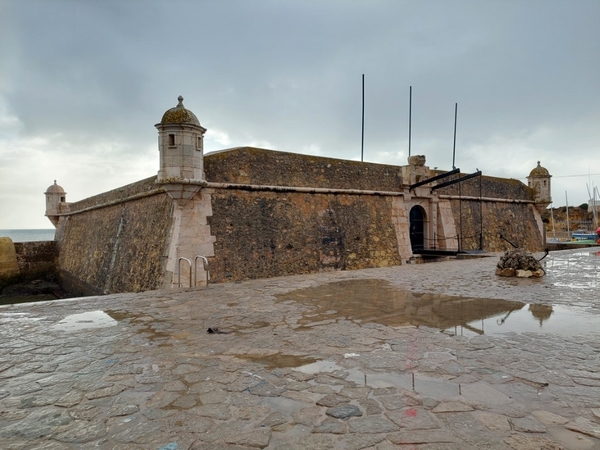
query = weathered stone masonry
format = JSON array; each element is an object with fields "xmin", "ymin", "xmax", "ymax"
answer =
[
  {"xmin": 208, "ymin": 190, "xmax": 402, "ymax": 283},
  {"xmin": 56, "ymin": 178, "xmax": 172, "ymax": 295},
  {"xmin": 436, "ymin": 175, "xmax": 544, "ymax": 251},
  {"xmin": 40, "ymin": 97, "xmax": 549, "ymax": 296}
]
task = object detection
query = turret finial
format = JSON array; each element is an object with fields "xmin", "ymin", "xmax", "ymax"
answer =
[{"xmin": 177, "ymin": 95, "xmax": 184, "ymax": 107}]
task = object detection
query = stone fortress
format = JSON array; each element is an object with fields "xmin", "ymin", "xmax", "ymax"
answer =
[{"xmin": 42, "ymin": 96, "xmax": 551, "ymax": 296}]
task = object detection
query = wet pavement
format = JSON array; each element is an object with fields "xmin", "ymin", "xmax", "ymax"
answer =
[{"xmin": 1, "ymin": 248, "xmax": 600, "ymax": 449}]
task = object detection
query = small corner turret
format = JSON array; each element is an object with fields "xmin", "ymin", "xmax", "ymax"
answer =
[
  {"xmin": 155, "ymin": 95, "xmax": 207, "ymax": 183},
  {"xmin": 527, "ymin": 161, "xmax": 552, "ymax": 212},
  {"xmin": 44, "ymin": 180, "xmax": 66, "ymax": 227},
  {"xmin": 155, "ymin": 96, "xmax": 207, "ymax": 203}
]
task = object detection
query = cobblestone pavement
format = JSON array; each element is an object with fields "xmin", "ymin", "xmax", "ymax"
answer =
[{"xmin": 1, "ymin": 249, "xmax": 600, "ymax": 449}]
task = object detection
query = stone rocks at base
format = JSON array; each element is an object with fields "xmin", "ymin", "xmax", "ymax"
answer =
[
  {"xmin": 496, "ymin": 249, "xmax": 545, "ymax": 278},
  {"xmin": 316, "ymin": 394, "xmax": 350, "ymax": 407}
]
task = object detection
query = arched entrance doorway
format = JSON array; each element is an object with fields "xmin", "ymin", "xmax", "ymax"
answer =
[{"xmin": 409, "ymin": 205, "xmax": 426, "ymax": 251}]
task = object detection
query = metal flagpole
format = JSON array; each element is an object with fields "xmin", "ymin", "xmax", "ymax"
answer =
[
  {"xmin": 408, "ymin": 86, "xmax": 412, "ymax": 157},
  {"xmin": 361, "ymin": 74, "xmax": 365, "ymax": 162},
  {"xmin": 452, "ymin": 103, "xmax": 458, "ymax": 169}
]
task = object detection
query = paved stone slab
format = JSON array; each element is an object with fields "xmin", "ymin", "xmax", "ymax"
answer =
[
  {"xmin": 349, "ymin": 416, "xmax": 399, "ymax": 433},
  {"xmin": 504, "ymin": 433, "xmax": 566, "ymax": 450},
  {"xmin": 509, "ymin": 416, "xmax": 546, "ymax": 433},
  {"xmin": 385, "ymin": 407, "xmax": 442, "ymax": 430},
  {"xmin": 387, "ymin": 429, "xmax": 456, "ymax": 444},
  {"xmin": 474, "ymin": 411, "xmax": 512, "ymax": 431},
  {"xmin": 460, "ymin": 381, "xmax": 511, "ymax": 406},
  {"xmin": 432, "ymin": 401, "xmax": 474, "ymax": 413},
  {"xmin": 1, "ymin": 251, "xmax": 600, "ymax": 449},
  {"xmin": 313, "ymin": 417, "xmax": 347, "ymax": 434},
  {"xmin": 531, "ymin": 410, "xmax": 569, "ymax": 425},
  {"xmin": 565, "ymin": 417, "xmax": 600, "ymax": 439},
  {"xmin": 326, "ymin": 404, "xmax": 363, "ymax": 419},
  {"xmin": 316, "ymin": 393, "xmax": 350, "ymax": 407}
]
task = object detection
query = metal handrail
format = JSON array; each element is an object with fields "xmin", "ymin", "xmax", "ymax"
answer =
[
  {"xmin": 194, "ymin": 256, "xmax": 210, "ymax": 286},
  {"xmin": 177, "ymin": 257, "xmax": 192, "ymax": 288}
]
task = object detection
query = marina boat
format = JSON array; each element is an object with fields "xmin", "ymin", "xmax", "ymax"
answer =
[{"xmin": 572, "ymin": 230, "xmax": 599, "ymax": 241}]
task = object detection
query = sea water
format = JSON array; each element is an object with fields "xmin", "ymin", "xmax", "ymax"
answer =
[{"xmin": 0, "ymin": 229, "xmax": 55, "ymax": 242}]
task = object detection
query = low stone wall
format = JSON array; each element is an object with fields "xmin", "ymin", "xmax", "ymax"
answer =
[
  {"xmin": 207, "ymin": 190, "xmax": 402, "ymax": 282},
  {"xmin": 205, "ymin": 147, "xmax": 403, "ymax": 191},
  {"xmin": 0, "ymin": 239, "xmax": 58, "ymax": 289},
  {"xmin": 0, "ymin": 237, "xmax": 21, "ymax": 287},
  {"xmin": 14, "ymin": 241, "xmax": 58, "ymax": 279},
  {"xmin": 57, "ymin": 193, "xmax": 172, "ymax": 295}
]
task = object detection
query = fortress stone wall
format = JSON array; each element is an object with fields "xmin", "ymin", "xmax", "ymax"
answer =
[
  {"xmin": 207, "ymin": 190, "xmax": 402, "ymax": 282},
  {"xmin": 56, "ymin": 186, "xmax": 172, "ymax": 295},
  {"xmin": 448, "ymin": 199, "xmax": 543, "ymax": 252},
  {"xmin": 433, "ymin": 174, "xmax": 544, "ymax": 252},
  {"xmin": 40, "ymin": 97, "xmax": 549, "ymax": 296},
  {"xmin": 47, "ymin": 149, "xmax": 545, "ymax": 295}
]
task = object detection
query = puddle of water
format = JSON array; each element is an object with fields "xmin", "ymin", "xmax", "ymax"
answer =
[
  {"xmin": 51, "ymin": 310, "xmax": 117, "ymax": 331},
  {"xmin": 277, "ymin": 279, "xmax": 600, "ymax": 336},
  {"xmin": 546, "ymin": 250, "xmax": 600, "ymax": 290},
  {"xmin": 294, "ymin": 360, "xmax": 459, "ymax": 400},
  {"xmin": 104, "ymin": 310, "xmax": 174, "ymax": 345},
  {"xmin": 236, "ymin": 353, "xmax": 318, "ymax": 369},
  {"xmin": 445, "ymin": 304, "xmax": 599, "ymax": 337}
]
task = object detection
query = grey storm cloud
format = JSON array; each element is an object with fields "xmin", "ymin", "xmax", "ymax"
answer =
[{"xmin": 1, "ymin": 0, "xmax": 599, "ymax": 228}]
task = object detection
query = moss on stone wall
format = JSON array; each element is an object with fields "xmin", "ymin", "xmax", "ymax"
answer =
[
  {"xmin": 207, "ymin": 190, "xmax": 401, "ymax": 282},
  {"xmin": 205, "ymin": 147, "xmax": 403, "ymax": 191},
  {"xmin": 57, "ymin": 193, "xmax": 172, "ymax": 295}
]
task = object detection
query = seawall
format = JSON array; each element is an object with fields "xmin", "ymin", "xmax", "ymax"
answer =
[{"xmin": 0, "ymin": 238, "xmax": 58, "ymax": 289}]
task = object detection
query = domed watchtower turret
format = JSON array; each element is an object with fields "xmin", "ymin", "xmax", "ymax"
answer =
[
  {"xmin": 527, "ymin": 161, "xmax": 552, "ymax": 211},
  {"xmin": 44, "ymin": 180, "xmax": 66, "ymax": 227},
  {"xmin": 155, "ymin": 96, "xmax": 207, "ymax": 183}
]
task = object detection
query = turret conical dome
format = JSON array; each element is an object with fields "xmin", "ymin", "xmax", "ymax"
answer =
[{"xmin": 160, "ymin": 96, "xmax": 201, "ymax": 127}]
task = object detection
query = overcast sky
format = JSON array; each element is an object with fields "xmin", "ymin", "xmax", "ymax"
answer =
[{"xmin": 1, "ymin": 0, "xmax": 599, "ymax": 229}]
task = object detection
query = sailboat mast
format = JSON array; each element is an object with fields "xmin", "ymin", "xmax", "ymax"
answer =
[
  {"xmin": 550, "ymin": 204, "xmax": 556, "ymax": 241},
  {"xmin": 565, "ymin": 191, "xmax": 571, "ymax": 240}
]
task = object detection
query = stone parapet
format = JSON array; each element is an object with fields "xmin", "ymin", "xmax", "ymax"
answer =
[
  {"xmin": 435, "ymin": 173, "xmax": 533, "ymax": 201},
  {"xmin": 205, "ymin": 147, "xmax": 403, "ymax": 191},
  {"xmin": 67, "ymin": 176, "xmax": 159, "ymax": 212}
]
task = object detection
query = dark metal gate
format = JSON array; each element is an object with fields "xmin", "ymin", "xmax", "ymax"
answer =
[{"xmin": 409, "ymin": 206, "xmax": 425, "ymax": 251}]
